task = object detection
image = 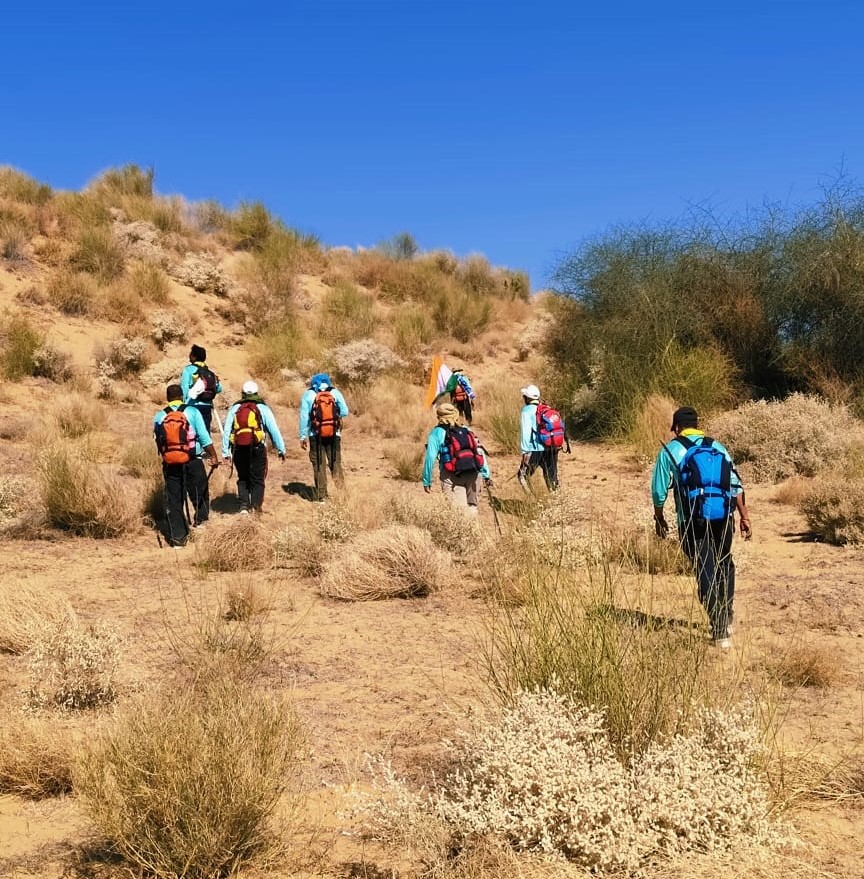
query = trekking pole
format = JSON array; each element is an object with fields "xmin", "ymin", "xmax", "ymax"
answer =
[
  {"xmin": 485, "ymin": 482, "xmax": 503, "ymax": 536},
  {"xmin": 212, "ymin": 407, "xmax": 224, "ymax": 438}
]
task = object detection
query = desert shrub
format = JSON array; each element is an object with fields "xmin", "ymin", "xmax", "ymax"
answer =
[
  {"xmin": 393, "ymin": 303, "xmax": 436, "ymax": 356},
  {"xmin": 46, "ymin": 269, "xmax": 98, "ymax": 316},
  {"xmin": 626, "ymin": 393, "xmax": 677, "ymax": 465},
  {"xmin": 191, "ymin": 199, "xmax": 230, "ymax": 233},
  {"xmin": 323, "ymin": 280, "xmax": 377, "ymax": 343},
  {"xmin": 32, "ymin": 344, "xmax": 73, "ymax": 382},
  {"xmin": 605, "ymin": 527, "xmax": 692, "ymax": 576},
  {"xmin": 0, "ymin": 713, "xmax": 76, "ymax": 798},
  {"xmin": 121, "ymin": 440, "xmax": 161, "ymax": 479},
  {"xmin": 247, "ymin": 320, "xmax": 318, "ymax": 377},
  {"xmin": 96, "ymin": 335, "xmax": 152, "ymax": 376},
  {"xmin": 0, "ymin": 215, "xmax": 28, "ymax": 260},
  {"xmin": 391, "ymin": 493, "xmax": 479, "ymax": 558},
  {"xmin": 0, "ymin": 579, "xmax": 76, "ymax": 655},
  {"xmin": 38, "ymin": 443, "xmax": 136, "ymax": 537},
  {"xmin": 773, "ymin": 475, "xmax": 815, "ymax": 507},
  {"xmin": 273, "ymin": 526, "xmax": 325, "ymax": 577},
  {"xmin": 457, "ymin": 253, "xmax": 499, "ymax": 296},
  {"xmin": 99, "ymin": 284, "xmax": 146, "ymax": 326},
  {"xmin": 68, "ymin": 226, "xmax": 126, "ymax": 282},
  {"xmin": 230, "ymin": 200, "xmax": 277, "ymax": 250},
  {"xmin": 384, "ymin": 445, "xmax": 424, "ymax": 481},
  {"xmin": 224, "ymin": 581, "xmax": 272, "ymax": 622},
  {"xmin": 432, "ymin": 284, "xmax": 492, "ymax": 343},
  {"xmin": 2, "ymin": 313, "xmax": 44, "ymax": 379},
  {"xmin": 799, "ymin": 476, "xmax": 864, "ymax": 545},
  {"xmin": 0, "ymin": 475, "xmax": 29, "ymax": 522},
  {"xmin": 319, "ymin": 525, "xmax": 451, "ymax": 600},
  {"xmin": 708, "ymin": 394, "xmax": 861, "ymax": 483},
  {"xmin": 379, "ymin": 231, "xmax": 419, "ymax": 261},
  {"xmin": 0, "ymin": 166, "xmax": 52, "ymax": 204},
  {"xmin": 173, "ymin": 251, "xmax": 231, "ymax": 296},
  {"xmin": 361, "ymin": 691, "xmax": 776, "ymax": 873},
  {"xmin": 49, "ymin": 395, "xmax": 99, "ymax": 439},
  {"xmin": 482, "ymin": 381, "xmax": 523, "ymax": 454},
  {"xmin": 769, "ymin": 644, "xmax": 837, "ymax": 688},
  {"xmin": 149, "ymin": 310, "xmax": 187, "ymax": 350},
  {"xmin": 27, "ymin": 618, "xmax": 121, "ymax": 710},
  {"xmin": 516, "ymin": 308, "xmax": 554, "ymax": 361},
  {"xmin": 89, "ymin": 164, "xmax": 154, "ymax": 200},
  {"xmin": 76, "ymin": 675, "xmax": 304, "ymax": 879},
  {"xmin": 129, "ymin": 261, "xmax": 171, "ymax": 303},
  {"xmin": 327, "ymin": 338, "xmax": 405, "ymax": 386},
  {"xmin": 197, "ymin": 518, "xmax": 274, "ymax": 572}
]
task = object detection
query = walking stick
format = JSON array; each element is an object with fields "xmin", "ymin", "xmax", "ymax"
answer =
[{"xmin": 485, "ymin": 482, "xmax": 503, "ymax": 536}]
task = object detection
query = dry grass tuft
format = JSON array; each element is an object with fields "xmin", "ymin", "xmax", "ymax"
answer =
[
  {"xmin": 46, "ymin": 268, "xmax": 98, "ymax": 316},
  {"xmin": 196, "ymin": 517, "xmax": 274, "ymax": 572},
  {"xmin": 769, "ymin": 644, "xmax": 837, "ymax": 688},
  {"xmin": 627, "ymin": 393, "xmax": 677, "ymax": 466},
  {"xmin": 273, "ymin": 525, "xmax": 326, "ymax": 577},
  {"xmin": 75, "ymin": 675, "xmax": 305, "ymax": 879},
  {"xmin": 319, "ymin": 525, "xmax": 451, "ymax": 600},
  {"xmin": 799, "ymin": 476, "xmax": 864, "ymax": 545},
  {"xmin": 50, "ymin": 394, "xmax": 102, "ymax": 438},
  {"xmin": 68, "ymin": 226, "xmax": 126, "ymax": 283},
  {"xmin": 772, "ymin": 476, "xmax": 815, "ymax": 507},
  {"xmin": 384, "ymin": 445, "xmax": 424, "ymax": 481},
  {"xmin": 391, "ymin": 492, "xmax": 480, "ymax": 558},
  {"xmin": 0, "ymin": 712, "xmax": 78, "ymax": 798},
  {"xmin": 605, "ymin": 527, "xmax": 693, "ymax": 576},
  {"xmin": 224, "ymin": 581, "xmax": 273, "ymax": 622},
  {"xmin": 0, "ymin": 579, "xmax": 76, "ymax": 655}
]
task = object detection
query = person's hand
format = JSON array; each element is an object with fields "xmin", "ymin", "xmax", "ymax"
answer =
[
  {"xmin": 740, "ymin": 517, "xmax": 752, "ymax": 540},
  {"xmin": 300, "ymin": 438, "xmax": 308, "ymax": 451},
  {"xmin": 654, "ymin": 513, "xmax": 669, "ymax": 539},
  {"xmin": 222, "ymin": 455, "xmax": 231, "ymax": 463},
  {"xmin": 278, "ymin": 451, "xmax": 286, "ymax": 461},
  {"xmin": 484, "ymin": 477, "xmax": 494, "ymax": 489},
  {"xmin": 210, "ymin": 457, "xmax": 221, "ymax": 469},
  {"xmin": 423, "ymin": 485, "xmax": 431, "ymax": 494}
]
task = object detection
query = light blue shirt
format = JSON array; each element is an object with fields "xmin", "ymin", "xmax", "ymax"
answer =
[
  {"xmin": 520, "ymin": 402, "xmax": 544, "ymax": 453},
  {"xmin": 180, "ymin": 362, "xmax": 223, "ymax": 406},
  {"xmin": 651, "ymin": 429, "xmax": 743, "ymax": 526},
  {"xmin": 422, "ymin": 425, "xmax": 491, "ymax": 488},
  {"xmin": 153, "ymin": 402, "xmax": 212, "ymax": 458},
  {"xmin": 222, "ymin": 400, "xmax": 286, "ymax": 458},
  {"xmin": 298, "ymin": 387, "xmax": 350, "ymax": 440}
]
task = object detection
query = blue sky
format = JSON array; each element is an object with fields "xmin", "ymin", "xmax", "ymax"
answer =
[{"xmin": 3, "ymin": 1, "xmax": 864, "ymax": 286}]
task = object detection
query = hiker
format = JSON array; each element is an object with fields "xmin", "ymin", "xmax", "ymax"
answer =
[
  {"xmin": 298, "ymin": 372, "xmax": 350, "ymax": 501},
  {"xmin": 153, "ymin": 383, "xmax": 220, "ymax": 547},
  {"xmin": 651, "ymin": 406, "xmax": 752, "ymax": 649},
  {"xmin": 180, "ymin": 344, "xmax": 222, "ymax": 434},
  {"xmin": 517, "ymin": 384, "xmax": 564, "ymax": 491},
  {"xmin": 222, "ymin": 381, "xmax": 287, "ymax": 514},
  {"xmin": 423, "ymin": 403, "xmax": 491, "ymax": 515},
  {"xmin": 435, "ymin": 367, "xmax": 476, "ymax": 425}
]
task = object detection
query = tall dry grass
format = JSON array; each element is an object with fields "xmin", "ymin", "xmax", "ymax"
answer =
[
  {"xmin": 0, "ymin": 712, "xmax": 78, "ymax": 798},
  {"xmin": 195, "ymin": 517, "xmax": 274, "ymax": 572},
  {"xmin": 0, "ymin": 578, "xmax": 76, "ymax": 654},
  {"xmin": 627, "ymin": 393, "xmax": 676, "ymax": 466}
]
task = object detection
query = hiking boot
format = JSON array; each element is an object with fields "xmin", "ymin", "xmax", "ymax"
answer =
[{"xmin": 711, "ymin": 636, "xmax": 731, "ymax": 650}]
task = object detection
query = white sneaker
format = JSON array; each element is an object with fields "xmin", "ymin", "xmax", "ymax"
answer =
[
  {"xmin": 239, "ymin": 509, "xmax": 250, "ymax": 516},
  {"xmin": 711, "ymin": 637, "xmax": 731, "ymax": 650}
]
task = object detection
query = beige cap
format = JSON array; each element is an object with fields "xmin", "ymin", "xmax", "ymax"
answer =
[{"xmin": 521, "ymin": 384, "xmax": 540, "ymax": 400}]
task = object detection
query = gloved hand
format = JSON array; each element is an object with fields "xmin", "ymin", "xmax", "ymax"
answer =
[
  {"xmin": 484, "ymin": 477, "xmax": 494, "ymax": 489},
  {"xmin": 278, "ymin": 452, "xmax": 286, "ymax": 461},
  {"xmin": 654, "ymin": 513, "xmax": 669, "ymax": 539}
]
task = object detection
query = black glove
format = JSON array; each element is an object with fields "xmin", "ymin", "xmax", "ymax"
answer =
[{"xmin": 278, "ymin": 452, "xmax": 286, "ymax": 461}]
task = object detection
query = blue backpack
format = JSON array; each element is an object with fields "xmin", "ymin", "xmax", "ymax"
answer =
[{"xmin": 674, "ymin": 436, "xmax": 733, "ymax": 523}]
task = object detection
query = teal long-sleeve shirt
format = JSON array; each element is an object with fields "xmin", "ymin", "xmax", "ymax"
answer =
[
  {"xmin": 153, "ymin": 402, "xmax": 213, "ymax": 458},
  {"xmin": 651, "ymin": 429, "xmax": 743, "ymax": 526},
  {"xmin": 422, "ymin": 425, "xmax": 491, "ymax": 487},
  {"xmin": 520, "ymin": 403, "xmax": 544, "ymax": 453},
  {"xmin": 298, "ymin": 388, "xmax": 350, "ymax": 440},
  {"xmin": 180, "ymin": 362, "xmax": 223, "ymax": 405},
  {"xmin": 222, "ymin": 401, "xmax": 286, "ymax": 458}
]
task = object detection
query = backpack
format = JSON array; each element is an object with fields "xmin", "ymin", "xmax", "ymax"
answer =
[
  {"xmin": 535, "ymin": 403, "xmax": 565, "ymax": 449},
  {"xmin": 192, "ymin": 365, "xmax": 219, "ymax": 403},
  {"xmin": 452, "ymin": 378, "xmax": 469, "ymax": 403},
  {"xmin": 441, "ymin": 427, "xmax": 485, "ymax": 474},
  {"xmin": 311, "ymin": 390, "xmax": 341, "ymax": 440},
  {"xmin": 230, "ymin": 401, "xmax": 264, "ymax": 448},
  {"xmin": 155, "ymin": 406, "xmax": 195, "ymax": 465},
  {"xmin": 674, "ymin": 436, "xmax": 733, "ymax": 523}
]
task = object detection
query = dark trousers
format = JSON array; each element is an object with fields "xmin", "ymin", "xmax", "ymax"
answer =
[
  {"xmin": 453, "ymin": 395, "xmax": 473, "ymax": 425},
  {"xmin": 191, "ymin": 403, "xmax": 213, "ymax": 434},
  {"xmin": 527, "ymin": 448, "xmax": 560, "ymax": 490},
  {"xmin": 162, "ymin": 458, "xmax": 209, "ymax": 546},
  {"xmin": 681, "ymin": 517, "xmax": 736, "ymax": 640},
  {"xmin": 233, "ymin": 443, "xmax": 268, "ymax": 512},
  {"xmin": 309, "ymin": 435, "xmax": 343, "ymax": 500}
]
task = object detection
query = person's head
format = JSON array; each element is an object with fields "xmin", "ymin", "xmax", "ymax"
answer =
[
  {"xmin": 670, "ymin": 406, "xmax": 698, "ymax": 435},
  {"xmin": 242, "ymin": 380, "xmax": 259, "ymax": 398},
  {"xmin": 436, "ymin": 402, "xmax": 460, "ymax": 428},
  {"xmin": 166, "ymin": 383, "xmax": 183, "ymax": 402},
  {"xmin": 311, "ymin": 372, "xmax": 332, "ymax": 392},
  {"xmin": 189, "ymin": 344, "xmax": 206, "ymax": 363},
  {"xmin": 452, "ymin": 366, "xmax": 464, "ymax": 374},
  {"xmin": 521, "ymin": 384, "xmax": 541, "ymax": 405}
]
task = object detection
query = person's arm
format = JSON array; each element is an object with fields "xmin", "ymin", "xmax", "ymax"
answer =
[
  {"xmin": 423, "ymin": 428, "xmax": 443, "ymax": 490},
  {"xmin": 298, "ymin": 391, "xmax": 312, "ymax": 445},
  {"xmin": 261, "ymin": 405, "xmax": 286, "ymax": 458},
  {"xmin": 460, "ymin": 375, "xmax": 475, "ymax": 400},
  {"xmin": 651, "ymin": 448, "xmax": 674, "ymax": 537},
  {"xmin": 180, "ymin": 365, "xmax": 193, "ymax": 400},
  {"xmin": 520, "ymin": 406, "xmax": 536, "ymax": 457},
  {"xmin": 189, "ymin": 408, "xmax": 219, "ymax": 465},
  {"xmin": 334, "ymin": 389, "xmax": 350, "ymax": 418},
  {"xmin": 221, "ymin": 404, "xmax": 238, "ymax": 459},
  {"xmin": 735, "ymin": 493, "xmax": 752, "ymax": 539}
]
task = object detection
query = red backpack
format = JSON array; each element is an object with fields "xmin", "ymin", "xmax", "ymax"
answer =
[
  {"xmin": 231, "ymin": 401, "xmax": 264, "ymax": 447},
  {"xmin": 311, "ymin": 391, "xmax": 341, "ymax": 439},
  {"xmin": 536, "ymin": 403, "xmax": 565, "ymax": 449},
  {"xmin": 442, "ymin": 427, "xmax": 485, "ymax": 473},
  {"xmin": 155, "ymin": 406, "xmax": 195, "ymax": 464}
]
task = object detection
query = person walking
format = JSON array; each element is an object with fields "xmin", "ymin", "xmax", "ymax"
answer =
[
  {"xmin": 423, "ymin": 403, "xmax": 491, "ymax": 515},
  {"xmin": 517, "ymin": 384, "xmax": 562, "ymax": 491},
  {"xmin": 651, "ymin": 406, "xmax": 752, "ymax": 648},
  {"xmin": 298, "ymin": 372, "xmax": 350, "ymax": 502},
  {"xmin": 180, "ymin": 344, "xmax": 223, "ymax": 434},
  {"xmin": 222, "ymin": 381, "xmax": 286, "ymax": 514},
  {"xmin": 443, "ymin": 367, "xmax": 476, "ymax": 425},
  {"xmin": 153, "ymin": 383, "xmax": 220, "ymax": 547}
]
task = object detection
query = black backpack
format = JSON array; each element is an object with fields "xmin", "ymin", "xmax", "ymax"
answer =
[{"xmin": 193, "ymin": 365, "xmax": 219, "ymax": 403}]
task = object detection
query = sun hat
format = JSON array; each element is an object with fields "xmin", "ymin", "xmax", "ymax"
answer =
[
  {"xmin": 521, "ymin": 384, "xmax": 541, "ymax": 400},
  {"xmin": 242, "ymin": 380, "xmax": 259, "ymax": 395}
]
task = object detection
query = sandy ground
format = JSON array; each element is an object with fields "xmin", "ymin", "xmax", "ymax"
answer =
[{"xmin": 1, "ymin": 261, "xmax": 863, "ymax": 877}]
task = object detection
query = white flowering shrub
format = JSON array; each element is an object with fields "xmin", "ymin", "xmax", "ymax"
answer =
[
  {"xmin": 97, "ymin": 336, "xmax": 150, "ymax": 377},
  {"xmin": 0, "ymin": 476, "xmax": 27, "ymax": 521},
  {"xmin": 391, "ymin": 493, "xmax": 479, "ymax": 559},
  {"xmin": 327, "ymin": 338, "xmax": 405, "ymax": 386},
  {"xmin": 272, "ymin": 525, "xmax": 326, "ymax": 577},
  {"xmin": 357, "ymin": 689, "xmax": 780, "ymax": 874},
  {"xmin": 172, "ymin": 252, "xmax": 231, "ymax": 296},
  {"xmin": 149, "ymin": 310, "xmax": 186, "ymax": 350},
  {"xmin": 27, "ymin": 618, "xmax": 121, "ymax": 710}
]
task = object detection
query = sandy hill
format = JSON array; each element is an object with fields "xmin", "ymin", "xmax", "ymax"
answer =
[{"xmin": 0, "ymin": 167, "xmax": 863, "ymax": 878}]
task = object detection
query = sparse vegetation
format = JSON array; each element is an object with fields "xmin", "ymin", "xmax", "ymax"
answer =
[
  {"xmin": 196, "ymin": 517, "xmax": 274, "ymax": 572},
  {"xmin": 50, "ymin": 394, "xmax": 101, "ymax": 438},
  {"xmin": 384, "ymin": 444, "xmax": 424, "ymax": 481},
  {"xmin": 769, "ymin": 644, "xmax": 837, "ymax": 688},
  {"xmin": 800, "ymin": 476, "xmax": 864, "ymax": 545},
  {"xmin": 47, "ymin": 269, "xmax": 98, "ymax": 316},
  {"xmin": 327, "ymin": 338, "xmax": 405, "ymax": 386},
  {"xmin": 68, "ymin": 226, "xmax": 126, "ymax": 282},
  {"xmin": 0, "ymin": 579, "xmax": 76, "ymax": 655},
  {"xmin": 273, "ymin": 525, "xmax": 326, "ymax": 577},
  {"xmin": 129, "ymin": 260, "xmax": 171, "ymax": 303},
  {"xmin": 322, "ymin": 280, "xmax": 377, "ymax": 343},
  {"xmin": 0, "ymin": 712, "xmax": 76, "ymax": 798}
]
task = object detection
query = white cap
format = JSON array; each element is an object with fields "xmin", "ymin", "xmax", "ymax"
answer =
[
  {"xmin": 521, "ymin": 384, "xmax": 540, "ymax": 400},
  {"xmin": 242, "ymin": 380, "xmax": 259, "ymax": 395}
]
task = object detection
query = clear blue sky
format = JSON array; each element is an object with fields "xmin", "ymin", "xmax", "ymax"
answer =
[{"xmin": 3, "ymin": 1, "xmax": 864, "ymax": 286}]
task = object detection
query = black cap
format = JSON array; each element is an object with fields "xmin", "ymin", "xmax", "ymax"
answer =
[
  {"xmin": 190, "ymin": 344, "xmax": 206, "ymax": 362},
  {"xmin": 670, "ymin": 406, "xmax": 698, "ymax": 430},
  {"xmin": 167, "ymin": 383, "xmax": 183, "ymax": 401}
]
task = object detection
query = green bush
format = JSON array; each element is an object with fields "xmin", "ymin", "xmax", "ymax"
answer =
[
  {"xmin": 230, "ymin": 201, "xmax": 276, "ymax": 251},
  {"xmin": 393, "ymin": 303, "xmax": 435, "ymax": 356},
  {"xmin": 322, "ymin": 280, "xmax": 376, "ymax": 343},
  {"xmin": 68, "ymin": 227, "xmax": 126, "ymax": 283},
  {"xmin": 89, "ymin": 164, "xmax": 154, "ymax": 199},
  {"xmin": 2, "ymin": 314, "xmax": 45, "ymax": 379},
  {"xmin": 47, "ymin": 270, "xmax": 98, "ymax": 316}
]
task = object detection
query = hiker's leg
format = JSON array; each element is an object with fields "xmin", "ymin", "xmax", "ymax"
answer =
[
  {"xmin": 199, "ymin": 404, "xmax": 213, "ymax": 434},
  {"xmin": 463, "ymin": 398, "xmax": 473, "ymax": 425},
  {"xmin": 163, "ymin": 464, "xmax": 189, "ymax": 546},
  {"xmin": 234, "ymin": 446, "xmax": 252, "ymax": 512},
  {"xmin": 186, "ymin": 457, "xmax": 209, "ymax": 525},
  {"xmin": 249, "ymin": 443, "xmax": 268, "ymax": 511},
  {"xmin": 540, "ymin": 449, "xmax": 559, "ymax": 490},
  {"xmin": 463, "ymin": 472, "xmax": 480, "ymax": 515},
  {"xmin": 440, "ymin": 474, "xmax": 469, "ymax": 509},
  {"xmin": 693, "ymin": 523, "xmax": 723, "ymax": 638},
  {"xmin": 331, "ymin": 436, "xmax": 345, "ymax": 485},
  {"xmin": 712, "ymin": 517, "xmax": 736, "ymax": 637},
  {"xmin": 309, "ymin": 436, "xmax": 328, "ymax": 500}
]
